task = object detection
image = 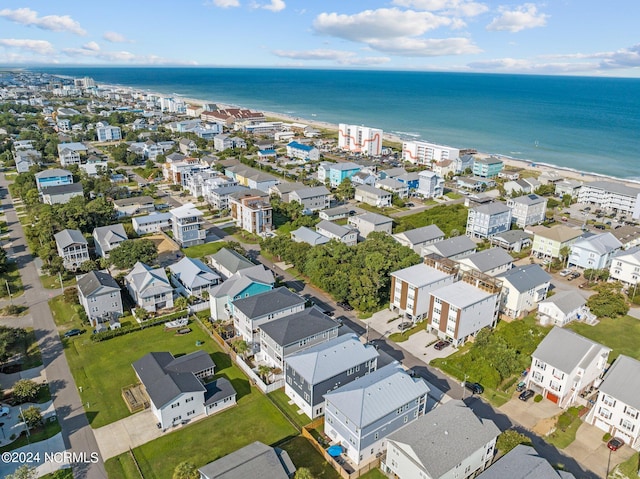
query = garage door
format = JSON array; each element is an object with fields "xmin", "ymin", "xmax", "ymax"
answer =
[{"xmin": 546, "ymin": 391, "xmax": 559, "ymax": 404}]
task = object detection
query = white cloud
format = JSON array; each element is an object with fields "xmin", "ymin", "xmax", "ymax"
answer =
[
  {"xmin": 0, "ymin": 8, "xmax": 86, "ymax": 35},
  {"xmin": 82, "ymin": 41, "xmax": 100, "ymax": 52},
  {"xmin": 0, "ymin": 38, "xmax": 55, "ymax": 55},
  {"xmin": 392, "ymin": 0, "xmax": 489, "ymax": 17},
  {"xmin": 62, "ymin": 45, "xmax": 197, "ymax": 65},
  {"xmin": 272, "ymin": 48, "xmax": 390, "ymax": 65},
  {"xmin": 207, "ymin": 0, "xmax": 241, "ymax": 7},
  {"xmin": 368, "ymin": 37, "xmax": 481, "ymax": 56},
  {"xmin": 263, "ymin": 0, "xmax": 286, "ymax": 12},
  {"xmin": 487, "ymin": 3, "xmax": 548, "ymax": 33},
  {"xmin": 314, "ymin": 8, "xmax": 453, "ymax": 42},
  {"xmin": 103, "ymin": 31, "xmax": 133, "ymax": 43}
]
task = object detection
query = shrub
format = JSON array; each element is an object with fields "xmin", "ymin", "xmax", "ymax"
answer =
[
  {"xmin": 534, "ymin": 394, "xmax": 543, "ymax": 403},
  {"xmin": 603, "ymin": 432, "xmax": 612, "ymax": 442}
]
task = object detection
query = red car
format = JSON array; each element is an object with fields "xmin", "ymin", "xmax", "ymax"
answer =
[
  {"xmin": 607, "ymin": 437, "xmax": 624, "ymax": 451},
  {"xmin": 434, "ymin": 340, "xmax": 450, "ymax": 351}
]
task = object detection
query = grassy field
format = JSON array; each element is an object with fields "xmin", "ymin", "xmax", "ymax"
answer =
[
  {"xmin": 0, "ymin": 263, "xmax": 24, "ymax": 299},
  {"xmin": 280, "ymin": 436, "xmax": 340, "ymax": 479},
  {"xmin": 40, "ymin": 274, "xmax": 76, "ymax": 290},
  {"xmin": 106, "ymin": 386, "xmax": 297, "ymax": 479},
  {"xmin": 0, "ymin": 421, "xmax": 61, "ymax": 453},
  {"xmin": 50, "ymin": 295, "xmax": 241, "ymax": 428},
  {"xmin": 356, "ymin": 202, "xmax": 407, "ymax": 216},
  {"xmin": 567, "ymin": 315, "xmax": 640, "ymax": 362},
  {"xmin": 388, "ymin": 323, "xmax": 423, "ymax": 342},
  {"xmin": 393, "ymin": 203, "xmax": 468, "ymax": 237},
  {"xmin": 267, "ymin": 388, "xmax": 311, "ymax": 429},
  {"xmin": 182, "ymin": 240, "xmax": 228, "ymax": 259},
  {"xmin": 610, "ymin": 451, "xmax": 640, "ymax": 478},
  {"xmin": 41, "ymin": 468, "xmax": 74, "ymax": 479}
]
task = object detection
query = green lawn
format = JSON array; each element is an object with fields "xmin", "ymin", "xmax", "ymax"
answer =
[
  {"xmin": 50, "ymin": 296, "xmax": 241, "ymax": 428},
  {"xmin": 268, "ymin": 389, "xmax": 311, "ymax": 429},
  {"xmin": 182, "ymin": 240, "xmax": 228, "ymax": 259},
  {"xmin": 545, "ymin": 408, "xmax": 583, "ymax": 449},
  {"xmin": 610, "ymin": 452, "xmax": 640, "ymax": 478},
  {"xmin": 567, "ymin": 315, "xmax": 640, "ymax": 362},
  {"xmin": 0, "ymin": 420, "xmax": 61, "ymax": 453},
  {"xmin": 356, "ymin": 202, "xmax": 407, "ymax": 216},
  {"xmin": 40, "ymin": 274, "xmax": 76, "ymax": 290},
  {"xmin": 104, "ymin": 451, "xmax": 141, "ymax": 479},
  {"xmin": 41, "ymin": 468, "xmax": 74, "ymax": 479},
  {"xmin": 393, "ymin": 203, "xmax": 468, "ymax": 237},
  {"xmin": 280, "ymin": 436, "xmax": 340, "ymax": 479},
  {"xmin": 113, "ymin": 388, "xmax": 297, "ymax": 479},
  {"xmin": 360, "ymin": 469, "xmax": 387, "ymax": 479},
  {"xmin": 445, "ymin": 191, "xmax": 462, "ymax": 199},
  {"xmin": 0, "ymin": 263, "xmax": 24, "ymax": 299}
]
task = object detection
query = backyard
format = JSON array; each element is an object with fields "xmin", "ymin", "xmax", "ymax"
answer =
[
  {"xmin": 567, "ymin": 315, "xmax": 640, "ymax": 362},
  {"xmin": 49, "ymin": 295, "xmax": 243, "ymax": 428},
  {"xmin": 393, "ymin": 203, "xmax": 468, "ymax": 236},
  {"xmin": 182, "ymin": 240, "xmax": 230, "ymax": 259}
]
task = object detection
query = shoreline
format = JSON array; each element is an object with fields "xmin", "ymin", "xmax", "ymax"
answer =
[{"xmin": 102, "ymin": 80, "xmax": 640, "ymax": 188}]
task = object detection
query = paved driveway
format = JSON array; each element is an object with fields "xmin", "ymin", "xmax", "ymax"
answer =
[
  {"xmin": 499, "ymin": 395, "xmax": 560, "ymax": 431},
  {"xmin": 93, "ymin": 409, "xmax": 160, "ymax": 460}
]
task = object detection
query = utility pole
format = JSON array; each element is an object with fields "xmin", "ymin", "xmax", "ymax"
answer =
[
  {"xmin": 58, "ymin": 271, "xmax": 64, "ymax": 294},
  {"xmin": 5, "ymin": 280, "xmax": 11, "ymax": 304}
]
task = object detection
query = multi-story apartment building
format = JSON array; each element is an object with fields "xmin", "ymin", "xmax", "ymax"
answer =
[
  {"xmin": 588, "ymin": 355, "xmax": 640, "ymax": 450},
  {"xmin": 390, "ymin": 260, "xmax": 457, "ymax": 323},
  {"xmin": 401, "ymin": 140, "xmax": 460, "ymax": 165},
  {"xmin": 338, "ymin": 124, "xmax": 383, "ymax": 156},
  {"xmin": 170, "ymin": 203, "xmax": 205, "ymax": 247},
  {"xmin": 578, "ymin": 181, "xmax": 640, "ymax": 217},
  {"xmin": 472, "ymin": 156, "xmax": 503, "ymax": 178},
  {"xmin": 466, "ymin": 202, "xmax": 512, "ymax": 239},
  {"xmin": 426, "ymin": 271, "xmax": 502, "ymax": 346},
  {"xmin": 228, "ymin": 190, "xmax": 273, "ymax": 235},
  {"xmin": 286, "ymin": 141, "xmax": 320, "ymax": 161},
  {"xmin": 507, "ymin": 194, "xmax": 547, "ymax": 228},
  {"xmin": 324, "ymin": 364, "xmax": 430, "ymax": 465},
  {"xmin": 528, "ymin": 327, "xmax": 610, "ymax": 408}
]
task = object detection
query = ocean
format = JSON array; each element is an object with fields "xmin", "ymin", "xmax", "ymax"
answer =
[{"xmin": 32, "ymin": 67, "xmax": 640, "ymax": 179}]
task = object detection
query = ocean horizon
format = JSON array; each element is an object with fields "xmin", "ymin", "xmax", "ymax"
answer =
[{"xmin": 30, "ymin": 67, "xmax": 640, "ymax": 180}]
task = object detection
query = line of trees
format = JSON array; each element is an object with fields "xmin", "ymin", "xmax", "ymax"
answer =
[{"xmin": 261, "ymin": 232, "xmax": 421, "ymax": 312}]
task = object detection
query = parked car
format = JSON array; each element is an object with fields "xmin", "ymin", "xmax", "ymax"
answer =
[
  {"xmin": 64, "ymin": 328, "xmax": 84, "ymax": 337},
  {"xmin": 569, "ymin": 272, "xmax": 581, "ymax": 280},
  {"xmin": 559, "ymin": 269, "xmax": 572, "ymax": 277},
  {"xmin": 0, "ymin": 406, "xmax": 9, "ymax": 417},
  {"xmin": 337, "ymin": 302, "xmax": 354, "ymax": 311},
  {"xmin": 323, "ymin": 310, "xmax": 335, "ymax": 317},
  {"xmin": 594, "ymin": 224, "xmax": 606, "ymax": 230},
  {"xmin": 434, "ymin": 340, "xmax": 450, "ymax": 351},
  {"xmin": 607, "ymin": 437, "xmax": 624, "ymax": 451},
  {"xmin": 397, "ymin": 322, "xmax": 413, "ymax": 331},
  {"xmin": 516, "ymin": 381, "xmax": 527, "ymax": 392},
  {"xmin": 519, "ymin": 389, "xmax": 535, "ymax": 401},
  {"xmin": 464, "ymin": 382, "xmax": 484, "ymax": 394}
]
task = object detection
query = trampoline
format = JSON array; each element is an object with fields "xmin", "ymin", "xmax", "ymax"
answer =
[{"xmin": 327, "ymin": 445, "xmax": 343, "ymax": 457}]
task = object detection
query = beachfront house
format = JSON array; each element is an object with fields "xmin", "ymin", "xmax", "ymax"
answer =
[
  {"xmin": 324, "ymin": 363, "xmax": 430, "ymax": 466},
  {"xmin": 527, "ymin": 327, "xmax": 610, "ymax": 408},
  {"xmin": 472, "ymin": 156, "xmax": 503, "ymax": 178},
  {"xmin": 578, "ymin": 181, "xmax": 640, "ymax": 217},
  {"xmin": 284, "ymin": 334, "xmax": 379, "ymax": 418},
  {"xmin": 382, "ymin": 400, "xmax": 500, "ymax": 479}
]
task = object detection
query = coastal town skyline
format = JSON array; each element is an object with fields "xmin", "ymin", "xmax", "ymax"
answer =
[{"xmin": 0, "ymin": 1, "xmax": 639, "ymax": 77}]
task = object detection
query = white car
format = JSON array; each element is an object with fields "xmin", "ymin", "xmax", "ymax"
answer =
[
  {"xmin": 0, "ymin": 406, "xmax": 10, "ymax": 417},
  {"xmin": 559, "ymin": 269, "xmax": 572, "ymax": 277}
]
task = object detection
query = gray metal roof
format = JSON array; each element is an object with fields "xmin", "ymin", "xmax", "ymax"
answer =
[
  {"xmin": 321, "ymin": 206, "xmax": 350, "ymax": 217},
  {"xmin": 41, "ymin": 183, "xmax": 84, "ymax": 196},
  {"xmin": 538, "ymin": 290, "xmax": 586, "ymax": 315},
  {"xmin": 133, "ymin": 212, "xmax": 172, "ymax": 225},
  {"xmin": 352, "ymin": 212, "xmax": 393, "ymax": 225},
  {"xmin": 169, "ymin": 257, "xmax": 220, "ymax": 290},
  {"xmin": 388, "ymin": 400, "xmax": 500, "ymax": 478},
  {"xmin": 511, "ymin": 193, "xmax": 546, "ymax": 205},
  {"xmin": 113, "ymin": 196, "xmax": 155, "ymax": 207},
  {"xmin": 393, "ymin": 225, "xmax": 445, "ymax": 246},
  {"xmin": 291, "ymin": 226, "xmax": 330, "ymax": 245},
  {"xmin": 291, "ymin": 185, "xmax": 330, "ymax": 199},
  {"xmin": 497, "ymin": 264, "xmax": 551, "ymax": 293},
  {"xmin": 54, "ymin": 229, "xmax": 87, "ymax": 249},
  {"xmin": 204, "ymin": 377, "xmax": 237, "ymax": 405},
  {"xmin": 430, "ymin": 281, "xmax": 494, "ymax": 309},
  {"xmin": 259, "ymin": 307, "xmax": 338, "ymax": 347},
  {"xmin": 585, "ymin": 180, "xmax": 640, "ymax": 198},
  {"xmin": 35, "ymin": 168, "xmax": 72, "ymax": 179},
  {"xmin": 198, "ymin": 442, "xmax": 295, "ymax": 479},
  {"xmin": 208, "ymin": 248, "xmax": 255, "ymax": 275},
  {"xmin": 572, "ymin": 232, "xmax": 622, "ymax": 255},
  {"xmin": 285, "ymin": 334, "xmax": 379, "ymax": 384},
  {"xmin": 324, "ymin": 363, "xmax": 429, "ymax": 428},
  {"xmin": 476, "ymin": 445, "xmax": 574, "ymax": 479},
  {"xmin": 356, "ymin": 184, "xmax": 391, "ymax": 197},
  {"xmin": 598, "ymin": 355, "xmax": 640, "ymax": 411},
  {"xmin": 209, "ymin": 265, "xmax": 274, "ymax": 299},
  {"xmin": 76, "ymin": 270, "xmax": 120, "ymax": 298},
  {"xmin": 232, "ymin": 286, "xmax": 305, "ymax": 319},
  {"xmin": 391, "ymin": 263, "xmax": 452, "ymax": 288},
  {"xmin": 472, "ymin": 201, "xmax": 511, "ymax": 215},
  {"xmin": 459, "ymin": 248, "xmax": 514, "ymax": 273},
  {"xmin": 491, "ymin": 230, "xmax": 532, "ymax": 244},
  {"xmin": 532, "ymin": 327, "xmax": 610, "ymax": 373},
  {"xmin": 125, "ymin": 262, "xmax": 173, "ymax": 297},
  {"xmin": 132, "ymin": 351, "xmax": 211, "ymax": 409},
  {"xmin": 425, "ymin": 236, "xmax": 476, "ymax": 258},
  {"xmin": 93, "ymin": 224, "xmax": 128, "ymax": 251},
  {"xmin": 316, "ymin": 220, "xmax": 352, "ymax": 238}
]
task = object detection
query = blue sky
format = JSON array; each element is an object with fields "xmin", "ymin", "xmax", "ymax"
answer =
[{"xmin": 0, "ymin": 1, "xmax": 639, "ymax": 76}]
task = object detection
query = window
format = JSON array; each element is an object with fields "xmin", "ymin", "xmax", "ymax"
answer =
[
  {"xmin": 625, "ymin": 406, "xmax": 639, "ymax": 419},
  {"xmin": 599, "ymin": 408, "xmax": 612, "ymax": 420},
  {"xmin": 171, "ymin": 402, "xmax": 179, "ymax": 408},
  {"xmin": 186, "ymin": 410, "xmax": 195, "ymax": 416},
  {"xmin": 603, "ymin": 395, "xmax": 616, "ymax": 407},
  {"xmin": 375, "ymin": 432, "xmax": 379, "ymax": 440},
  {"xmin": 404, "ymin": 415, "xmax": 408, "ymax": 423},
  {"xmin": 621, "ymin": 419, "xmax": 634, "ymax": 432},
  {"xmin": 185, "ymin": 397, "xmax": 193, "ymax": 403}
]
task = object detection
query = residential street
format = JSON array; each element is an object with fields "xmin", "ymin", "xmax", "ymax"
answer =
[{"xmin": 0, "ymin": 174, "xmax": 107, "ymax": 479}]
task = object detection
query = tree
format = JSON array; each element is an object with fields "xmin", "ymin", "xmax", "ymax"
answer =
[
  {"xmin": 5, "ymin": 465, "xmax": 37, "ymax": 479},
  {"xmin": 20, "ymin": 405, "xmax": 43, "ymax": 429},
  {"xmin": 109, "ymin": 239, "xmax": 158, "ymax": 269},
  {"xmin": 79, "ymin": 259, "xmax": 99, "ymax": 273},
  {"xmin": 496, "ymin": 429, "xmax": 531, "ymax": 454},
  {"xmin": 559, "ymin": 246, "xmax": 571, "ymax": 267},
  {"xmin": 174, "ymin": 296, "xmax": 188, "ymax": 310},
  {"xmin": 258, "ymin": 365, "xmax": 273, "ymax": 383},
  {"xmin": 232, "ymin": 339, "xmax": 250, "ymax": 359},
  {"xmin": 134, "ymin": 307, "xmax": 150, "ymax": 322},
  {"xmin": 63, "ymin": 287, "xmax": 80, "ymax": 304},
  {"xmin": 0, "ymin": 246, "xmax": 8, "ymax": 274},
  {"xmin": 334, "ymin": 178, "xmax": 355, "ymax": 201},
  {"xmin": 587, "ymin": 283, "xmax": 629, "ymax": 318},
  {"xmin": 172, "ymin": 462, "xmax": 199, "ymax": 479},
  {"xmin": 0, "ymin": 326, "xmax": 29, "ymax": 366},
  {"xmin": 294, "ymin": 467, "xmax": 315, "ymax": 479},
  {"xmin": 12, "ymin": 379, "xmax": 40, "ymax": 403}
]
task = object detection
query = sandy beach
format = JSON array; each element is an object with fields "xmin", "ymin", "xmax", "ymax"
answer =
[{"xmin": 111, "ymin": 83, "xmax": 640, "ymax": 188}]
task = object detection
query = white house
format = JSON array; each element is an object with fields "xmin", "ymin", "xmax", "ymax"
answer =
[
  {"xmin": 578, "ymin": 181, "xmax": 640, "ymax": 217},
  {"xmin": 416, "ymin": 171, "xmax": 444, "ymax": 199},
  {"xmin": 53, "ymin": 229, "xmax": 89, "ymax": 271},
  {"xmin": 315, "ymin": 220, "xmax": 358, "ymax": 246},
  {"xmin": 507, "ymin": 194, "xmax": 547, "ymax": 228},
  {"xmin": 588, "ymin": 355, "xmax": 640, "ymax": 450},
  {"xmin": 466, "ymin": 202, "xmax": 512, "ymax": 239},
  {"xmin": 348, "ymin": 212, "xmax": 393, "ymax": 238},
  {"xmin": 497, "ymin": 264, "xmax": 551, "ymax": 318},
  {"xmin": 457, "ymin": 248, "xmax": 514, "ymax": 277},
  {"xmin": 286, "ymin": 141, "xmax": 320, "ymax": 161},
  {"xmin": 125, "ymin": 262, "xmax": 174, "ymax": 313},
  {"xmin": 536, "ymin": 290, "xmax": 595, "ymax": 327},
  {"xmin": 527, "ymin": 327, "xmax": 610, "ymax": 408},
  {"xmin": 93, "ymin": 224, "xmax": 128, "ymax": 258},
  {"xmin": 288, "ymin": 186, "xmax": 330, "ymax": 211},
  {"xmin": 96, "ymin": 124, "xmax": 122, "ymax": 142},
  {"xmin": 355, "ymin": 185, "xmax": 392, "ymax": 207},
  {"xmin": 382, "ymin": 400, "xmax": 500, "ymax": 479},
  {"xmin": 392, "ymin": 225, "xmax": 445, "ymax": 254},
  {"xmin": 609, "ymin": 246, "xmax": 640, "ymax": 287},
  {"xmin": 567, "ymin": 232, "xmax": 622, "ymax": 270}
]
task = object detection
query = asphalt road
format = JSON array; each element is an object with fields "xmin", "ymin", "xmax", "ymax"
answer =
[{"xmin": 0, "ymin": 176, "xmax": 107, "ymax": 479}]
